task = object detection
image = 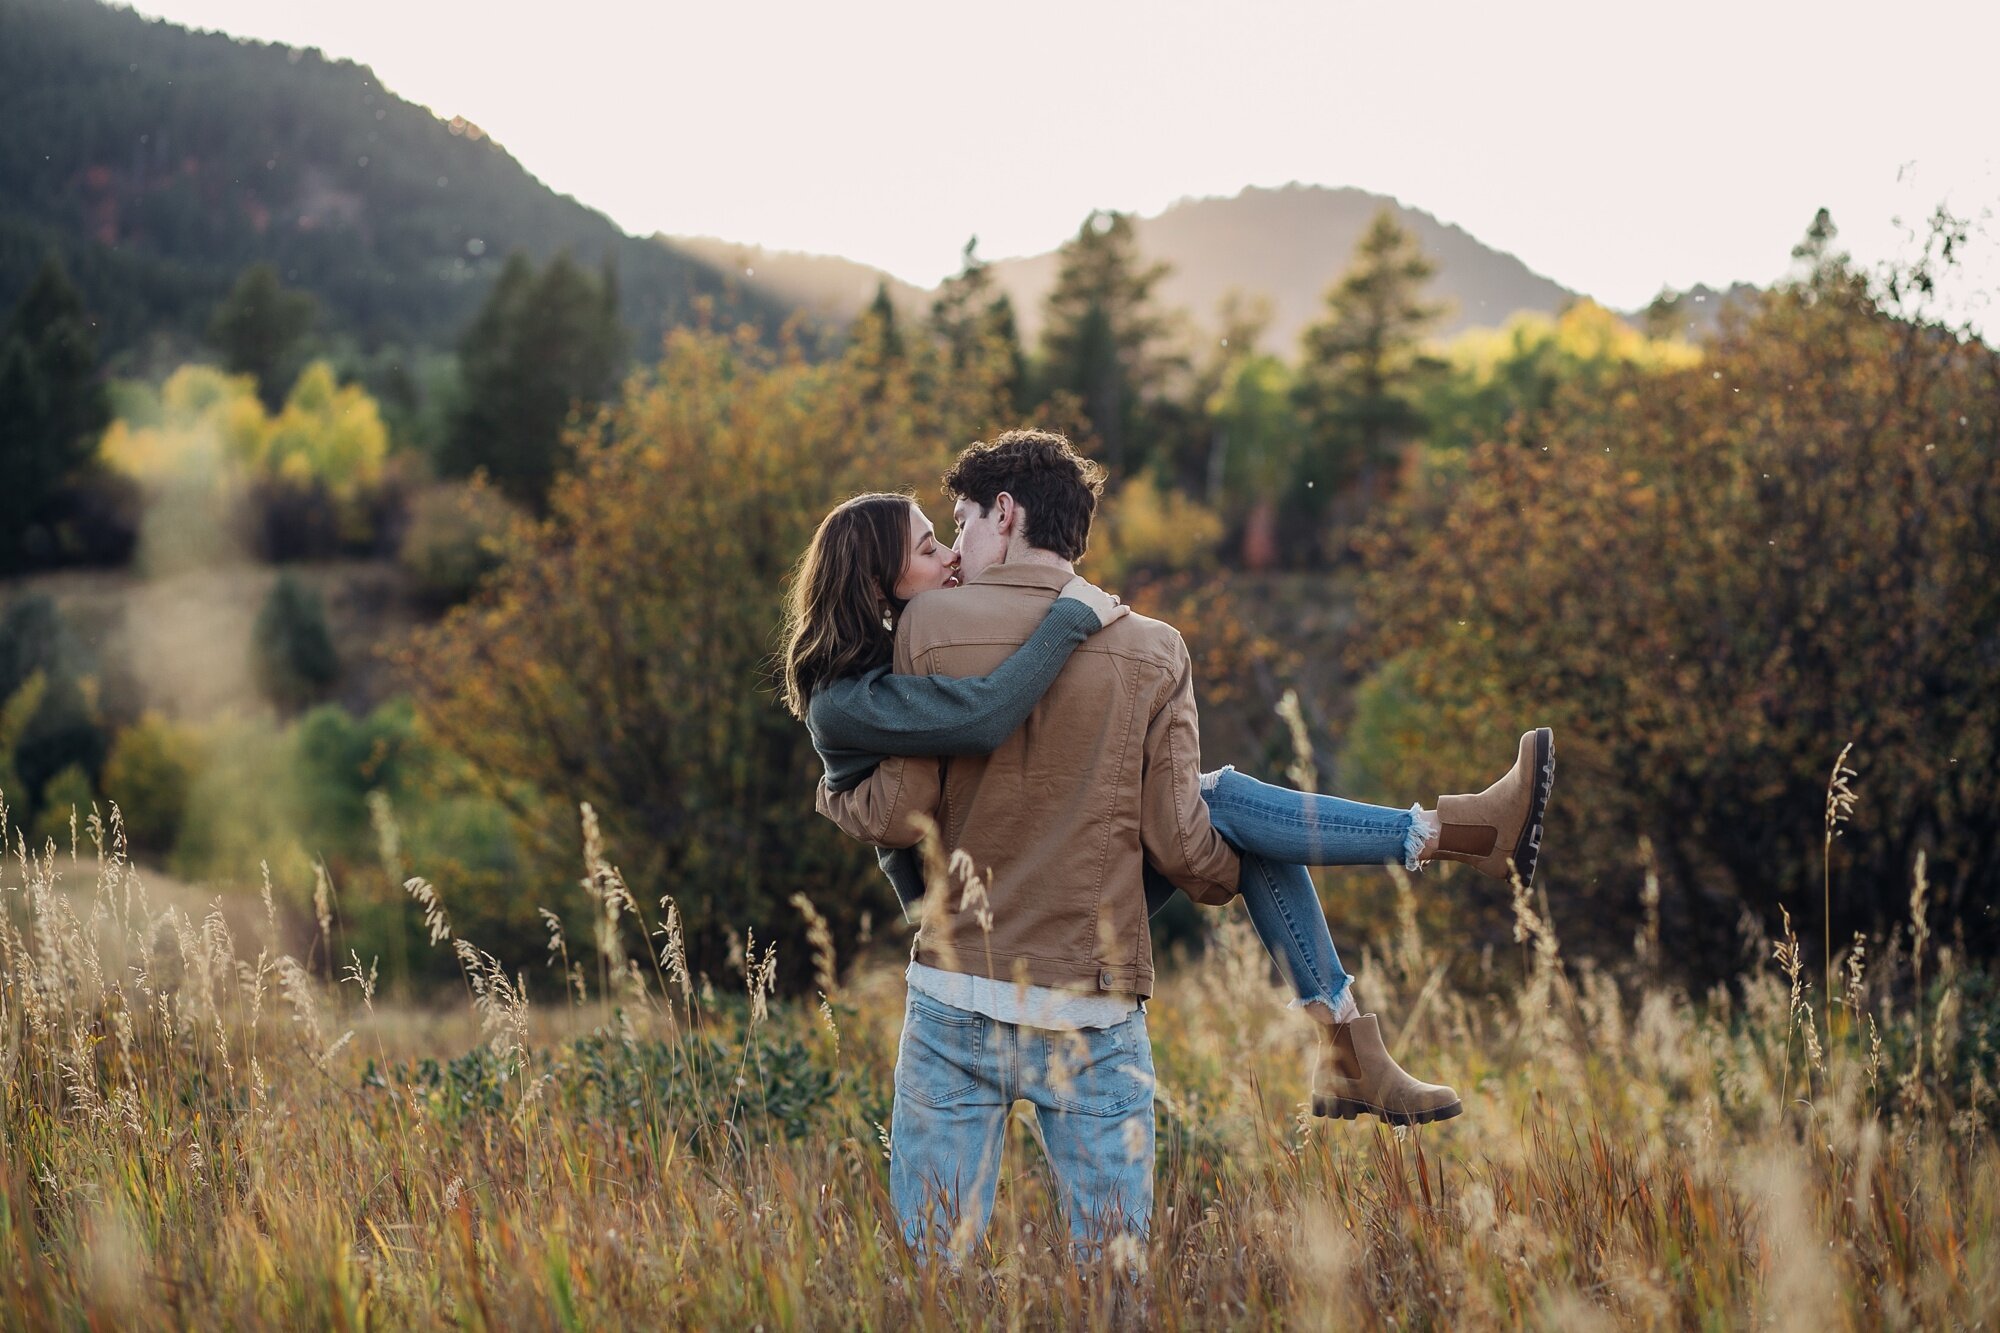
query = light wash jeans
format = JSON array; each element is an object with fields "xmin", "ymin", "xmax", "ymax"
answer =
[
  {"xmin": 889, "ymin": 987, "xmax": 1154, "ymax": 1264},
  {"xmin": 1144, "ymin": 766, "xmax": 1425, "ymax": 1019}
]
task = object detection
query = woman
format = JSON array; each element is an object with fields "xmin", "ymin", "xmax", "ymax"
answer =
[{"xmin": 780, "ymin": 491, "xmax": 1554, "ymax": 1124}]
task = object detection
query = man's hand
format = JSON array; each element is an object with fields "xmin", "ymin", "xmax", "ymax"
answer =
[{"xmin": 1058, "ymin": 576, "xmax": 1129, "ymax": 629}]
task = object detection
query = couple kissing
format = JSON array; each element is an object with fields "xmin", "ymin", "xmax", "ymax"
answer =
[{"xmin": 779, "ymin": 428, "xmax": 1555, "ymax": 1264}]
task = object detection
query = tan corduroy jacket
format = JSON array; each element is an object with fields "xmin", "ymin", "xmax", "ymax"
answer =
[{"xmin": 816, "ymin": 560, "xmax": 1240, "ymax": 999}]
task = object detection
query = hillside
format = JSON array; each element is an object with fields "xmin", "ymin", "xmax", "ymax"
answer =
[
  {"xmin": 0, "ymin": 0, "xmax": 792, "ymax": 360},
  {"xmin": 666, "ymin": 235, "xmax": 930, "ymax": 327},
  {"xmin": 986, "ymin": 184, "xmax": 1584, "ymax": 351}
]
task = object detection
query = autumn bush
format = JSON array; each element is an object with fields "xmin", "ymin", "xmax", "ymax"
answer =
[
  {"xmin": 1347, "ymin": 242, "xmax": 2000, "ymax": 975},
  {"xmin": 402, "ymin": 320, "xmax": 1023, "ymax": 980},
  {"xmin": 98, "ymin": 711, "xmax": 205, "ymax": 856},
  {"xmin": 396, "ymin": 476, "xmax": 523, "ymax": 609}
]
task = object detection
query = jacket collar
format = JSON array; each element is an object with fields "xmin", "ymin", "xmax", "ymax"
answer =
[{"xmin": 966, "ymin": 560, "xmax": 1075, "ymax": 593}]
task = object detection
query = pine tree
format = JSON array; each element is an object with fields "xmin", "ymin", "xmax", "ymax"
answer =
[
  {"xmin": 440, "ymin": 253, "xmax": 628, "ymax": 511},
  {"xmin": 1038, "ymin": 212, "xmax": 1182, "ymax": 475},
  {"xmin": 1290, "ymin": 209, "xmax": 1444, "ymax": 556},
  {"xmin": 0, "ymin": 257, "xmax": 109, "ymax": 572},
  {"xmin": 847, "ymin": 281, "xmax": 906, "ymax": 403},
  {"xmin": 929, "ymin": 238, "xmax": 1027, "ymax": 409},
  {"xmin": 208, "ymin": 263, "xmax": 318, "ymax": 410},
  {"xmin": 1788, "ymin": 207, "xmax": 1865, "ymax": 302},
  {"xmin": 864, "ymin": 281, "xmax": 904, "ymax": 363}
]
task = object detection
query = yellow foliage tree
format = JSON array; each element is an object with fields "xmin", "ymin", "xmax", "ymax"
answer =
[
  {"xmin": 1091, "ymin": 472, "xmax": 1225, "ymax": 582},
  {"xmin": 99, "ymin": 364, "xmax": 266, "ymax": 492},
  {"xmin": 257, "ymin": 361, "xmax": 389, "ymax": 502},
  {"xmin": 99, "ymin": 361, "xmax": 389, "ymax": 558},
  {"xmin": 1421, "ymin": 299, "xmax": 1702, "ymax": 451}
]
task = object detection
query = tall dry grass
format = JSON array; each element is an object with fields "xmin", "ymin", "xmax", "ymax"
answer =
[{"xmin": 0, "ymin": 788, "xmax": 1993, "ymax": 1329}]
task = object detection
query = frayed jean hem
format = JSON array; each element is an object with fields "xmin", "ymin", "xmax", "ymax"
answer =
[{"xmin": 1400, "ymin": 803, "xmax": 1431, "ymax": 874}]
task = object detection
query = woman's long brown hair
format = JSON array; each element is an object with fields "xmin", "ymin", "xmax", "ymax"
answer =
[{"xmin": 780, "ymin": 492, "xmax": 917, "ymax": 719}]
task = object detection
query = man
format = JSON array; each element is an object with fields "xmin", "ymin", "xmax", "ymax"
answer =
[{"xmin": 819, "ymin": 429, "xmax": 1239, "ymax": 1265}]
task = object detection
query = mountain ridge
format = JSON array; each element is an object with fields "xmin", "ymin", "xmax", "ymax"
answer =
[
  {"xmin": 673, "ymin": 185, "xmax": 1688, "ymax": 354},
  {"xmin": 0, "ymin": 0, "xmax": 791, "ymax": 360}
]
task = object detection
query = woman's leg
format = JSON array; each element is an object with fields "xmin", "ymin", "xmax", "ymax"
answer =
[
  {"xmin": 1194, "ymin": 767, "xmax": 1416, "ymax": 1019},
  {"xmin": 1206, "ymin": 790, "xmax": 1462, "ymax": 1122},
  {"xmin": 1235, "ymin": 852, "xmax": 1354, "ymax": 1022},
  {"xmin": 1200, "ymin": 766, "xmax": 1431, "ymax": 872},
  {"xmin": 1140, "ymin": 767, "xmax": 1425, "ymax": 1012},
  {"xmin": 1142, "ymin": 847, "xmax": 1350, "ymax": 1018}
]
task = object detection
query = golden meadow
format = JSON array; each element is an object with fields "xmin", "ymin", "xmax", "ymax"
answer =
[{"xmin": 1, "ymin": 769, "xmax": 1993, "ymax": 1328}]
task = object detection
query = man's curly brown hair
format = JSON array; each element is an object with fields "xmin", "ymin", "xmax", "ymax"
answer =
[{"xmin": 942, "ymin": 429, "xmax": 1106, "ymax": 562}]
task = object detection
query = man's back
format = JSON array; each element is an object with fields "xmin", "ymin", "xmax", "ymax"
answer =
[{"xmin": 889, "ymin": 561, "xmax": 1238, "ymax": 999}]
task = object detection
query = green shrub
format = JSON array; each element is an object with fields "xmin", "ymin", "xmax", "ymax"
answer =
[
  {"xmin": 171, "ymin": 714, "xmax": 310, "ymax": 890},
  {"xmin": 162, "ymin": 698, "xmax": 522, "ymax": 990},
  {"xmin": 0, "ymin": 674, "xmax": 45, "ymax": 818},
  {"xmin": 252, "ymin": 574, "xmax": 339, "ymax": 712},
  {"xmin": 28, "ymin": 762, "xmax": 94, "ymax": 850},
  {"xmin": 0, "ymin": 594, "xmax": 106, "ymax": 824},
  {"xmin": 288, "ymin": 699, "xmax": 524, "ymax": 990},
  {"xmin": 100, "ymin": 712, "xmax": 206, "ymax": 856}
]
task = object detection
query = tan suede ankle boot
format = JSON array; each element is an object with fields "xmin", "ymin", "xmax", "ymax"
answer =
[
  {"xmin": 1433, "ymin": 727, "xmax": 1556, "ymax": 885},
  {"xmin": 1311, "ymin": 1014, "xmax": 1461, "ymax": 1125}
]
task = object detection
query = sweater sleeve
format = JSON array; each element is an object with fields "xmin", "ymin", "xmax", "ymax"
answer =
[{"xmin": 808, "ymin": 595, "xmax": 1099, "ymax": 760}]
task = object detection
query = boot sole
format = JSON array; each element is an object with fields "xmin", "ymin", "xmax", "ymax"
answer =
[
  {"xmin": 1311, "ymin": 1095, "xmax": 1464, "ymax": 1126},
  {"xmin": 1509, "ymin": 727, "xmax": 1555, "ymax": 888}
]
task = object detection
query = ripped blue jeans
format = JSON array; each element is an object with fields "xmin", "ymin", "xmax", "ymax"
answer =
[{"xmin": 1143, "ymin": 767, "xmax": 1426, "ymax": 1017}]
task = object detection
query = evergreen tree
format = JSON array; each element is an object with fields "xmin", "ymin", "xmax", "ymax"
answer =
[
  {"xmin": 1788, "ymin": 207, "xmax": 1865, "ymax": 301},
  {"xmin": 252, "ymin": 574, "xmax": 340, "ymax": 713},
  {"xmin": 0, "ymin": 594, "xmax": 78, "ymax": 708},
  {"xmin": 208, "ymin": 263, "xmax": 318, "ymax": 410},
  {"xmin": 1178, "ymin": 292, "xmax": 1276, "ymax": 502},
  {"xmin": 0, "ymin": 258, "xmax": 109, "ymax": 573},
  {"xmin": 1290, "ymin": 209, "xmax": 1444, "ymax": 556},
  {"xmin": 929, "ymin": 238, "xmax": 1027, "ymax": 409},
  {"xmin": 1038, "ymin": 212, "xmax": 1182, "ymax": 475},
  {"xmin": 848, "ymin": 281, "xmax": 905, "ymax": 402},
  {"xmin": 440, "ymin": 252, "xmax": 627, "ymax": 511},
  {"xmin": 864, "ymin": 281, "xmax": 904, "ymax": 363}
]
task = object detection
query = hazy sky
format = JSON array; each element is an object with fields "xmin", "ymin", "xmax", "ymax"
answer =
[{"xmin": 131, "ymin": 0, "xmax": 1998, "ymax": 316}]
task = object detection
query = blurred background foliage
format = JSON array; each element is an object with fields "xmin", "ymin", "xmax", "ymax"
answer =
[{"xmin": 0, "ymin": 4, "xmax": 1991, "ymax": 1001}]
